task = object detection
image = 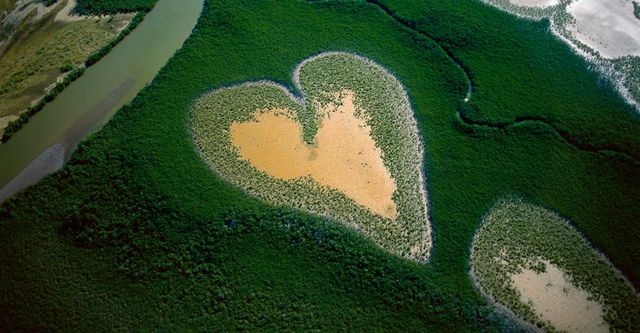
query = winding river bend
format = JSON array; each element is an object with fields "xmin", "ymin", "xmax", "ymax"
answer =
[{"xmin": 0, "ymin": 0, "xmax": 203, "ymax": 202}]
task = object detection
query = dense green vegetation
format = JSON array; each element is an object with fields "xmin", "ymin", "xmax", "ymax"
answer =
[
  {"xmin": 634, "ymin": 1, "xmax": 640, "ymax": 21},
  {"xmin": 471, "ymin": 199, "xmax": 640, "ymax": 332},
  {"xmin": 369, "ymin": 0, "xmax": 640, "ymax": 284},
  {"xmin": 192, "ymin": 53, "xmax": 431, "ymax": 262},
  {"xmin": 74, "ymin": 0, "xmax": 156, "ymax": 15},
  {"xmin": 1, "ymin": 0, "xmax": 639, "ymax": 331}
]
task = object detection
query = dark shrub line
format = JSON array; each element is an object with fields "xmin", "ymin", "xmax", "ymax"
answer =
[
  {"xmin": 85, "ymin": 12, "xmax": 145, "ymax": 66},
  {"xmin": 73, "ymin": 0, "xmax": 156, "ymax": 15},
  {"xmin": 456, "ymin": 104, "xmax": 640, "ymax": 164},
  {"xmin": 2, "ymin": 68, "xmax": 84, "ymax": 142}
]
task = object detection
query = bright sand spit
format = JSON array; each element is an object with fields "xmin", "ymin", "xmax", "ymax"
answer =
[
  {"xmin": 230, "ymin": 90, "xmax": 397, "ymax": 219},
  {"xmin": 512, "ymin": 260, "xmax": 609, "ymax": 333},
  {"xmin": 567, "ymin": 0, "xmax": 640, "ymax": 59}
]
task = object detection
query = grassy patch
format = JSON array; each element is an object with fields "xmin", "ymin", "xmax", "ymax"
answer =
[
  {"xmin": 0, "ymin": 0, "xmax": 16, "ymax": 15},
  {"xmin": 470, "ymin": 199, "xmax": 640, "ymax": 332}
]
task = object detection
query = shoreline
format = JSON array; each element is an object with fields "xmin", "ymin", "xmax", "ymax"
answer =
[
  {"xmin": 0, "ymin": 142, "xmax": 66, "ymax": 202},
  {"xmin": 480, "ymin": 0, "xmax": 640, "ymax": 112},
  {"xmin": 0, "ymin": 77, "xmax": 135, "ymax": 203}
]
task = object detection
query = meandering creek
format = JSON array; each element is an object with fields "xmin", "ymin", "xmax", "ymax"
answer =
[{"xmin": 0, "ymin": 0, "xmax": 203, "ymax": 202}]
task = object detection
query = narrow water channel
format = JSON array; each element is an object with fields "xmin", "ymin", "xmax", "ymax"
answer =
[{"xmin": 0, "ymin": 0, "xmax": 203, "ymax": 201}]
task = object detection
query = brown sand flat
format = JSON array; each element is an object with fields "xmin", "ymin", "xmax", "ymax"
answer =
[
  {"xmin": 511, "ymin": 260, "xmax": 609, "ymax": 333},
  {"xmin": 230, "ymin": 90, "xmax": 398, "ymax": 219}
]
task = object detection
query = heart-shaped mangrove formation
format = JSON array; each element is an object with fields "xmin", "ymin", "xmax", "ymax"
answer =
[{"xmin": 191, "ymin": 52, "xmax": 430, "ymax": 262}]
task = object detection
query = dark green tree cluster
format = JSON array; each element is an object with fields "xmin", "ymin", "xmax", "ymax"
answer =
[
  {"xmin": 73, "ymin": 0, "xmax": 157, "ymax": 15},
  {"xmin": 85, "ymin": 12, "xmax": 145, "ymax": 66}
]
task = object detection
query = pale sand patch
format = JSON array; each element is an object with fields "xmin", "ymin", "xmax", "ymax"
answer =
[
  {"xmin": 230, "ymin": 90, "xmax": 398, "ymax": 219},
  {"xmin": 54, "ymin": 0, "xmax": 88, "ymax": 23},
  {"xmin": 3, "ymin": 0, "xmax": 56, "ymax": 26},
  {"xmin": 0, "ymin": 114, "xmax": 18, "ymax": 136},
  {"xmin": 512, "ymin": 260, "xmax": 609, "ymax": 333},
  {"xmin": 567, "ymin": 0, "xmax": 640, "ymax": 59},
  {"xmin": 0, "ymin": 143, "xmax": 64, "ymax": 202},
  {"xmin": 508, "ymin": 0, "xmax": 560, "ymax": 8}
]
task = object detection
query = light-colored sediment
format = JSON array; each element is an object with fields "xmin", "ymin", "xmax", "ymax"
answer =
[
  {"xmin": 0, "ymin": 143, "xmax": 64, "ymax": 202},
  {"xmin": 512, "ymin": 260, "xmax": 609, "ymax": 333},
  {"xmin": 508, "ymin": 0, "xmax": 559, "ymax": 8},
  {"xmin": 0, "ymin": 114, "xmax": 18, "ymax": 136},
  {"xmin": 230, "ymin": 90, "xmax": 397, "ymax": 219},
  {"xmin": 567, "ymin": 0, "xmax": 640, "ymax": 59},
  {"xmin": 0, "ymin": 0, "xmax": 134, "ymax": 125},
  {"xmin": 54, "ymin": 0, "xmax": 91, "ymax": 23},
  {"xmin": 2, "ymin": 0, "xmax": 57, "ymax": 28},
  {"xmin": 470, "ymin": 200, "xmax": 640, "ymax": 332},
  {"xmin": 192, "ymin": 52, "xmax": 432, "ymax": 262},
  {"xmin": 481, "ymin": 0, "xmax": 640, "ymax": 111}
]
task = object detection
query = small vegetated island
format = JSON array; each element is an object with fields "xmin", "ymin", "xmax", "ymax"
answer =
[
  {"xmin": 471, "ymin": 199, "xmax": 640, "ymax": 332},
  {"xmin": 191, "ymin": 52, "xmax": 431, "ymax": 262}
]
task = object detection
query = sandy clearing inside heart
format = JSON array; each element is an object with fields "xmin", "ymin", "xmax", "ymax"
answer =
[
  {"xmin": 230, "ymin": 90, "xmax": 397, "ymax": 219},
  {"xmin": 190, "ymin": 52, "xmax": 432, "ymax": 262}
]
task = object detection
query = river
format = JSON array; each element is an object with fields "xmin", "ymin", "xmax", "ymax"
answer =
[{"xmin": 0, "ymin": 0, "xmax": 203, "ymax": 202}]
